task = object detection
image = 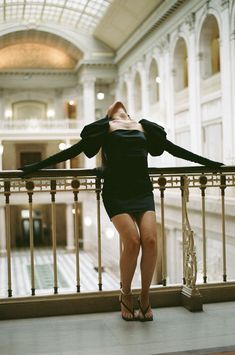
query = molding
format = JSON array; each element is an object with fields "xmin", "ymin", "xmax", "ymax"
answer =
[
  {"xmin": 76, "ymin": 59, "xmax": 116, "ymax": 70},
  {"xmin": 0, "ymin": 69, "xmax": 75, "ymax": 76},
  {"xmin": 115, "ymin": 0, "xmax": 188, "ymax": 64}
]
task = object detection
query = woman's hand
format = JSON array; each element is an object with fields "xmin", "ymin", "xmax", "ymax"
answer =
[{"xmin": 17, "ymin": 162, "xmax": 40, "ymax": 178}]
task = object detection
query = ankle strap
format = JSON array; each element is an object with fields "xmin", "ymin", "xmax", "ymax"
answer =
[{"xmin": 120, "ymin": 288, "xmax": 132, "ymax": 296}]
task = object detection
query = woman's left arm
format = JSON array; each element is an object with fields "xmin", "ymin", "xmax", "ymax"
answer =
[
  {"xmin": 140, "ymin": 118, "xmax": 225, "ymax": 167},
  {"xmin": 164, "ymin": 139, "xmax": 224, "ymax": 168}
]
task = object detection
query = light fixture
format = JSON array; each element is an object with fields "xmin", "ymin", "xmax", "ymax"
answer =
[
  {"xmin": 97, "ymin": 92, "xmax": 105, "ymax": 100},
  {"xmin": 69, "ymin": 100, "xmax": 74, "ymax": 105},
  {"xmin": 84, "ymin": 216, "xmax": 92, "ymax": 226},
  {"xmin": 0, "ymin": 143, "xmax": 4, "ymax": 155},
  {"xmin": 59, "ymin": 142, "xmax": 67, "ymax": 151},
  {"xmin": 5, "ymin": 109, "xmax": 12, "ymax": 119},
  {"xmin": 155, "ymin": 76, "xmax": 161, "ymax": 84},
  {"xmin": 47, "ymin": 109, "xmax": 55, "ymax": 118},
  {"xmin": 21, "ymin": 210, "xmax": 30, "ymax": 218}
]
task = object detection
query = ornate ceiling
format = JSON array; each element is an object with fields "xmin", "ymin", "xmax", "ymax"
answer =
[
  {"xmin": 0, "ymin": 0, "xmax": 113, "ymax": 34},
  {"xmin": 0, "ymin": 30, "xmax": 82, "ymax": 69},
  {"xmin": 0, "ymin": 0, "xmax": 164, "ymax": 69}
]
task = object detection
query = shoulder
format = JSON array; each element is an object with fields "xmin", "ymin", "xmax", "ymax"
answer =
[
  {"xmin": 80, "ymin": 116, "xmax": 109, "ymax": 139},
  {"xmin": 139, "ymin": 118, "xmax": 166, "ymax": 133},
  {"xmin": 139, "ymin": 118, "xmax": 166, "ymax": 138}
]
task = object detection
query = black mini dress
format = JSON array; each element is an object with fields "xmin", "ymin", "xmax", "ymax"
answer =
[
  {"xmin": 20, "ymin": 116, "xmax": 224, "ymax": 220},
  {"xmin": 101, "ymin": 129, "xmax": 155, "ymax": 219}
]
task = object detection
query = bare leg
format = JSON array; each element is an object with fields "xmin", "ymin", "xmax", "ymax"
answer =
[
  {"xmin": 111, "ymin": 213, "xmax": 140, "ymax": 319},
  {"xmin": 135, "ymin": 211, "xmax": 157, "ymax": 318}
]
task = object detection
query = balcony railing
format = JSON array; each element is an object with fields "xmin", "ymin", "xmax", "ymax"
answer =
[
  {"xmin": 0, "ymin": 118, "xmax": 82, "ymax": 131},
  {"xmin": 0, "ymin": 165, "xmax": 235, "ymax": 320}
]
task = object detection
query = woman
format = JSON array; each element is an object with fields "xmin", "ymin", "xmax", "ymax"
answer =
[{"xmin": 20, "ymin": 101, "xmax": 224, "ymax": 322}]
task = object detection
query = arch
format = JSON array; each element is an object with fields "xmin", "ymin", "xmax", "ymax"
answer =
[
  {"xmin": 12, "ymin": 100, "xmax": 48, "ymax": 120},
  {"xmin": 0, "ymin": 23, "xmax": 114, "ymax": 60},
  {"xmin": 133, "ymin": 72, "xmax": 142, "ymax": 112},
  {"xmin": 148, "ymin": 58, "xmax": 160, "ymax": 104},
  {"xmin": 169, "ymin": 31, "xmax": 190, "ymax": 67},
  {"xmin": 199, "ymin": 14, "xmax": 220, "ymax": 79},
  {"xmin": 173, "ymin": 37, "xmax": 188, "ymax": 92},
  {"xmin": 196, "ymin": 6, "xmax": 222, "ymax": 50}
]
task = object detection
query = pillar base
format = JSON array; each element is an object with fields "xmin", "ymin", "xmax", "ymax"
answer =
[{"xmin": 181, "ymin": 285, "xmax": 203, "ymax": 312}]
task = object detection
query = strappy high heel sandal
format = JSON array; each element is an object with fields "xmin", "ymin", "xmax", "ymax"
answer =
[
  {"xmin": 137, "ymin": 296, "xmax": 153, "ymax": 322},
  {"xmin": 119, "ymin": 288, "xmax": 136, "ymax": 321}
]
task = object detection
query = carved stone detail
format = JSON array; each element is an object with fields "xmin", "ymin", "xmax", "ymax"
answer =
[{"xmin": 185, "ymin": 12, "xmax": 195, "ymax": 32}]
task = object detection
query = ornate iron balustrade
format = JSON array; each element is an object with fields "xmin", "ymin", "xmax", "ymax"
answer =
[{"xmin": 0, "ymin": 165, "xmax": 235, "ymax": 318}]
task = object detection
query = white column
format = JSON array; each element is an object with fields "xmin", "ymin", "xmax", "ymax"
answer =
[
  {"xmin": 138, "ymin": 62, "xmax": 149, "ymax": 117},
  {"xmin": 156, "ymin": 49, "xmax": 166, "ymax": 123},
  {"xmin": 162, "ymin": 38, "xmax": 175, "ymax": 166},
  {"xmin": 126, "ymin": 74, "xmax": 135, "ymax": 115},
  {"xmin": 0, "ymin": 140, "xmax": 3, "ymax": 170},
  {"xmin": 220, "ymin": 3, "xmax": 234, "ymax": 164},
  {"xmin": 54, "ymin": 89, "xmax": 64, "ymax": 120},
  {"xmin": 231, "ymin": 29, "xmax": 235, "ymax": 162},
  {"xmin": 81, "ymin": 76, "xmax": 96, "ymax": 168},
  {"xmin": 66, "ymin": 204, "xmax": 75, "ymax": 251},
  {"xmin": 0, "ymin": 207, "xmax": 7, "ymax": 255},
  {"xmin": 65, "ymin": 138, "xmax": 71, "ymax": 169},
  {"xmin": 114, "ymin": 78, "xmax": 121, "ymax": 100},
  {"xmin": 188, "ymin": 21, "xmax": 202, "ymax": 154},
  {"xmin": 163, "ymin": 39, "xmax": 175, "ymax": 141},
  {"xmin": 0, "ymin": 89, "xmax": 4, "ymax": 119}
]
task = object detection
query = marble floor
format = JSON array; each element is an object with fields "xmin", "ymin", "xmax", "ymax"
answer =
[
  {"xmin": 0, "ymin": 301, "xmax": 235, "ymax": 355},
  {"xmin": 0, "ymin": 247, "xmax": 121, "ymax": 297}
]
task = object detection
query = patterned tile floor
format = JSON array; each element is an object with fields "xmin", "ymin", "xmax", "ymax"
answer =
[{"xmin": 0, "ymin": 247, "xmax": 120, "ymax": 297}]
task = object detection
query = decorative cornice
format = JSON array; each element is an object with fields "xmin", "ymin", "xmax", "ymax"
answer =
[
  {"xmin": 0, "ymin": 69, "xmax": 74, "ymax": 76},
  {"xmin": 76, "ymin": 59, "xmax": 116, "ymax": 71},
  {"xmin": 115, "ymin": 0, "xmax": 187, "ymax": 64}
]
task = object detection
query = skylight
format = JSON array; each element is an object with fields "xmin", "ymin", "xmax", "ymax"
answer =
[{"xmin": 0, "ymin": 0, "xmax": 113, "ymax": 34}]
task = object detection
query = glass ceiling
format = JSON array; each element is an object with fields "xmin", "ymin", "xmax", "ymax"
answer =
[{"xmin": 0, "ymin": 0, "xmax": 113, "ymax": 34}]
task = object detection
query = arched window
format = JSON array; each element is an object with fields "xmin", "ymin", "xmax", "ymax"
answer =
[
  {"xmin": 199, "ymin": 15, "xmax": 220, "ymax": 79},
  {"xmin": 173, "ymin": 37, "xmax": 188, "ymax": 92},
  {"xmin": 149, "ymin": 59, "xmax": 160, "ymax": 104},
  {"xmin": 134, "ymin": 72, "xmax": 142, "ymax": 112}
]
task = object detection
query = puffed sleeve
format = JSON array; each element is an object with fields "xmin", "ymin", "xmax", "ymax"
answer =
[
  {"xmin": 139, "ymin": 118, "xmax": 167, "ymax": 156},
  {"xmin": 80, "ymin": 116, "xmax": 109, "ymax": 158},
  {"xmin": 140, "ymin": 118, "xmax": 224, "ymax": 168},
  {"xmin": 20, "ymin": 116, "xmax": 109, "ymax": 175}
]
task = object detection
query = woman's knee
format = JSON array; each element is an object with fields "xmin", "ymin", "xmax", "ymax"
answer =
[
  {"xmin": 122, "ymin": 232, "xmax": 140, "ymax": 251},
  {"xmin": 141, "ymin": 232, "xmax": 157, "ymax": 248}
]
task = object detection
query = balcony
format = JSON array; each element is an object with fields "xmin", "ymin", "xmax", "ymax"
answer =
[
  {"xmin": 0, "ymin": 165, "xmax": 235, "ymax": 328},
  {"xmin": 0, "ymin": 301, "xmax": 235, "ymax": 354},
  {"xmin": 0, "ymin": 118, "xmax": 83, "ymax": 139}
]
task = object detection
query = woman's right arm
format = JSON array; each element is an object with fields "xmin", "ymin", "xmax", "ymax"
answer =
[
  {"xmin": 20, "ymin": 139, "xmax": 85, "ymax": 175},
  {"xmin": 19, "ymin": 116, "xmax": 109, "ymax": 176}
]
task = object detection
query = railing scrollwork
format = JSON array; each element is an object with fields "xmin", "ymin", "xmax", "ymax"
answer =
[{"xmin": 181, "ymin": 175, "xmax": 198, "ymax": 294}]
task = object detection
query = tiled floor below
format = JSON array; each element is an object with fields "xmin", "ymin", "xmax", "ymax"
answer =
[{"xmin": 0, "ymin": 301, "xmax": 235, "ymax": 355}]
